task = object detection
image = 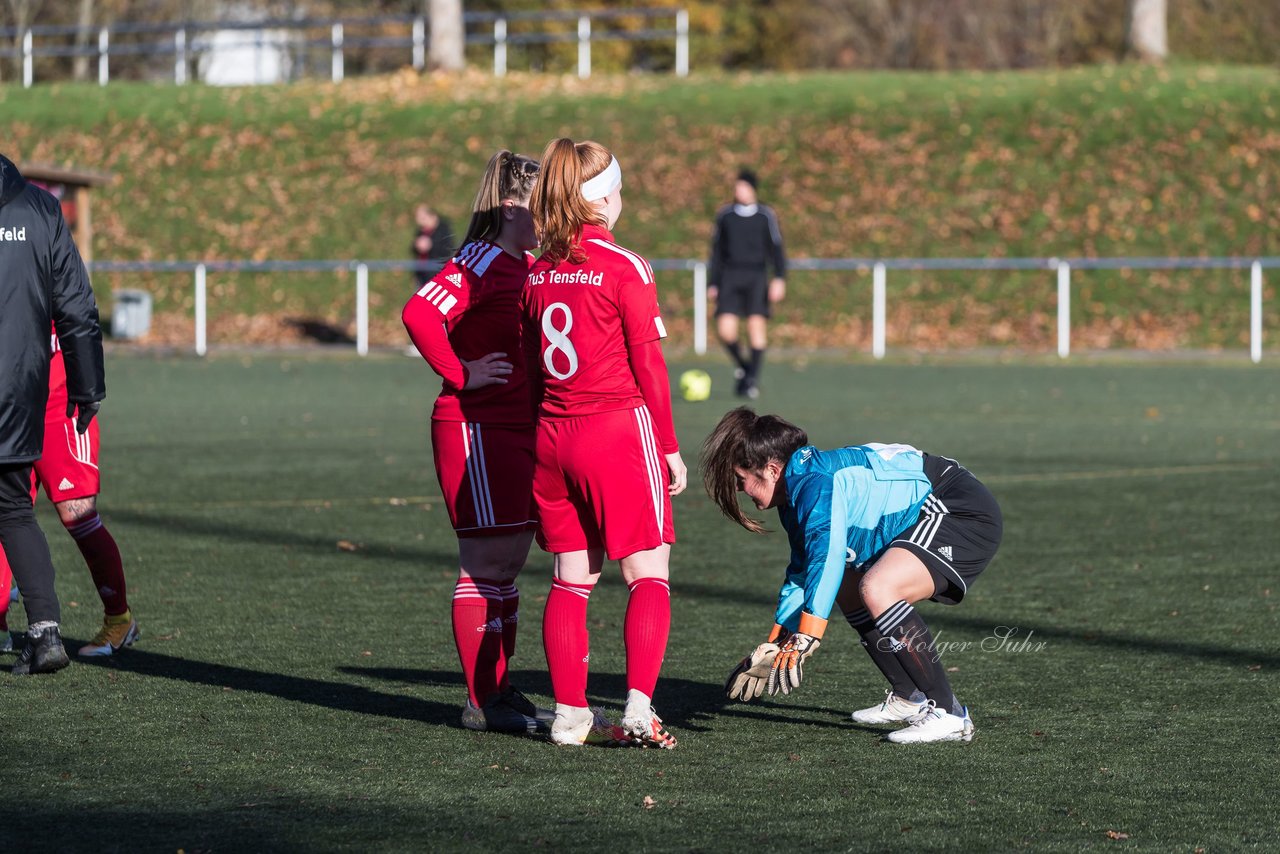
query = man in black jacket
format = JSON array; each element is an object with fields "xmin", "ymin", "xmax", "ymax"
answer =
[
  {"xmin": 707, "ymin": 169, "xmax": 787, "ymax": 399},
  {"xmin": 0, "ymin": 154, "xmax": 106, "ymax": 675}
]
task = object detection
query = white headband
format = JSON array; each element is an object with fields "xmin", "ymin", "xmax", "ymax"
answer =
[{"xmin": 581, "ymin": 156, "xmax": 621, "ymax": 202}]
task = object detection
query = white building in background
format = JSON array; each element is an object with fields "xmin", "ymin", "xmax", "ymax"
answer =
[{"xmin": 197, "ymin": 3, "xmax": 300, "ymax": 86}]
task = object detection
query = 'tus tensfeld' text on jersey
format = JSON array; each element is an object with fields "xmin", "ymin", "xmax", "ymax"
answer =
[{"xmin": 521, "ymin": 224, "xmax": 668, "ymax": 419}]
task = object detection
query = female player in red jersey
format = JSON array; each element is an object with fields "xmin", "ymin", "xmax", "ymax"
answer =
[
  {"xmin": 521, "ymin": 138, "xmax": 686, "ymax": 749},
  {"xmin": 401, "ymin": 150, "xmax": 552, "ymax": 734}
]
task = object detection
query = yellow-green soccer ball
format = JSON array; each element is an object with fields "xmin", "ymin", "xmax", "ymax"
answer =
[{"xmin": 679, "ymin": 369, "xmax": 712, "ymax": 402}]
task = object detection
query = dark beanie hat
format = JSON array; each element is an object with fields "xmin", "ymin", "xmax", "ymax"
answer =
[{"xmin": 737, "ymin": 168, "xmax": 758, "ymax": 190}]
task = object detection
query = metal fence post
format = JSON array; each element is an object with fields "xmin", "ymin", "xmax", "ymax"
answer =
[
  {"xmin": 578, "ymin": 15, "xmax": 590, "ymax": 79},
  {"xmin": 675, "ymin": 9, "xmax": 689, "ymax": 77},
  {"xmin": 356, "ymin": 263, "xmax": 369, "ymax": 356},
  {"xmin": 174, "ymin": 28, "xmax": 187, "ymax": 84},
  {"xmin": 98, "ymin": 28, "xmax": 109, "ymax": 85},
  {"xmin": 23, "ymin": 30, "xmax": 33, "ymax": 88},
  {"xmin": 1057, "ymin": 260, "xmax": 1071, "ymax": 358},
  {"xmin": 872, "ymin": 262, "xmax": 886, "ymax": 359},
  {"xmin": 412, "ymin": 17, "xmax": 425, "ymax": 70},
  {"xmin": 331, "ymin": 23, "xmax": 344, "ymax": 83},
  {"xmin": 693, "ymin": 262, "xmax": 707, "ymax": 355},
  {"xmin": 194, "ymin": 264, "xmax": 207, "ymax": 357},
  {"xmin": 1251, "ymin": 260, "xmax": 1263, "ymax": 364},
  {"xmin": 494, "ymin": 18, "xmax": 507, "ymax": 76}
]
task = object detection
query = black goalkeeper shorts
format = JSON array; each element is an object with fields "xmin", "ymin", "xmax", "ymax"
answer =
[{"xmin": 888, "ymin": 453, "xmax": 1003, "ymax": 605}]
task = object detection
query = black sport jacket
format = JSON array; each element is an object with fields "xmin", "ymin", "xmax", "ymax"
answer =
[{"xmin": 0, "ymin": 154, "xmax": 105, "ymax": 464}]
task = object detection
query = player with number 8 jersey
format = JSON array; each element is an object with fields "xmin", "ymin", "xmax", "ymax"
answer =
[{"xmin": 522, "ymin": 138, "xmax": 686, "ymax": 749}]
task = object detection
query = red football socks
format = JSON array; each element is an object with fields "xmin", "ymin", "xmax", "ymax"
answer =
[
  {"xmin": 624, "ymin": 577, "xmax": 671, "ymax": 698},
  {"xmin": 451, "ymin": 578, "xmax": 504, "ymax": 706},
  {"xmin": 65, "ymin": 513, "xmax": 128, "ymax": 616},
  {"xmin": 542, "ymin": 579, "xmax": 594, "ymax": 707},
  {"xmin": 497, "ymin": 583, "xmax": 520, "ymax": 692}
]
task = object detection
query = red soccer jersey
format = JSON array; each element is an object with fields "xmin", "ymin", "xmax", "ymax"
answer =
[
  {"xmin": 521, "ymin": 224, "xmax": 669, "ymax": 420},
  {"xmin": 402, "ymin": 241, "xmax": 535, "ymax": 426}
]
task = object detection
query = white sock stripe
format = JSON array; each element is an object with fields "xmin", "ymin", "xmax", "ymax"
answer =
[
  {"xmin": 633, "ymin": 407, "xmax": 664, "ymax": 537},
  {"xmin": 66, "ymin": 513, "xmax": 103, "ymax": 538},
  {"xmin": 551, "ymin": 582, "xmax": 592, "ymax": 601},
  {"xmin": 469, "ymin": 424, "xmax": 496, "ymax": 526},
  {"xmin": 843, "ymin": 608, "xmax": 871, "ymax": 623},
  {"xmin": 628, "ymin": 577, "xmax": 670, "ymax": 594},
  {"xmin": 455, "ymin": 579, "xmax": 503, "ymax": 591},
  {"xmin": 875, "ymin": 601, "xmax": 914, "ymax": 634},
  {"xmin": 454, "ymin": 582, "xmax": 504, "ymax": 595}
]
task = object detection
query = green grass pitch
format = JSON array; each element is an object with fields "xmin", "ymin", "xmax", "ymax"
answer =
[{"xmin": 4, "ymin": 352, "xmax": 1276, "ymax": 851}]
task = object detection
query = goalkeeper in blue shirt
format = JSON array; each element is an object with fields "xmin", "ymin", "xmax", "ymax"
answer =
[{"xmin": 703, "ymin": 408, "xmax": 1002, "ymax": 744}]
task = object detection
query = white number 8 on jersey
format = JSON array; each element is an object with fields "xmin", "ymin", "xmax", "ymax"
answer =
[{"xmin": 541, "ymin": 302, "xmax": 579, "ymax": 380}]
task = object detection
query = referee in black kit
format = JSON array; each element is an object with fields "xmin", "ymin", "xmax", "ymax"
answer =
[
  {"xmin": 707, "ymin": 168, "xmax": 787, "ymax": 399},
  {"xmin": 0, "ymin": 153, "xmax": 106, "ymax": 675}
]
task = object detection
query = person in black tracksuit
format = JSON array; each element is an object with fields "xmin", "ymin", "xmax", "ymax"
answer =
[
  {"xmin": 707, "ymin": 169, "xmax": 787, "ymax": 399},
  {"xmin": 0, "ymin": 154, "xmax": 106, "ymax": 675}
]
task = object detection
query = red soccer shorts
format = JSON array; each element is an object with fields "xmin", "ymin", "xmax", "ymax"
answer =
[
  {"xmin": 32, "ymin": 409, "xmax": 100, "ymax": 503},
  {"xmin": 533, "ymin": 406, "xmax": 675, "ymax": 561},
  {"xmin": 431, "ymin": 420, "xmax": 537, "ymax": 538}
]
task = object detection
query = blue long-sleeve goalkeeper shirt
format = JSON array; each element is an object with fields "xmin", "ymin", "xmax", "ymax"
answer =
[{"xmin": 773, "ymin": 443, "xmax": 933, "ymax": 633}]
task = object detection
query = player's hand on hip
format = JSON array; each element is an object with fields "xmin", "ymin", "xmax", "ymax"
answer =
[
  {"xmin": 768, "ymin": 277, "xmax": 786, "ymax": 304},
  {"xmin": 664, "ymin": 451, "xmax": 687, "ymax": 496},
  {"xmin": 767, "ymin": 632, "xmax": 820, "ymax": 696},
  {"xmin": 66, "ymin": 400, "xmax": 100, "ymax": 434},
  {"xmin": 460, "ymin": 352, "xmax": 513, "ymax": 390},
  {"xmin": 725, "ymin": 641, "xmax": 780, "ymax": 701}
]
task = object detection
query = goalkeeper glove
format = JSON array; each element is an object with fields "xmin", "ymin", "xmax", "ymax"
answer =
[
  {"xmin": 67, "ymin": 400, "xmax": 101, "ymax": 434},
  {"xmin": 724, "ymin": 642, "xmax": 781, "ymax": 702},
  {"xmin": 767, "ymin": 632, "xmax": 821, "ymax": 696}
]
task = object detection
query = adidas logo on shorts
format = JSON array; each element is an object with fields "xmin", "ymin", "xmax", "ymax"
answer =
[
  {"xmin": 58, "ymin": 477, "xmax": 75, "ymax": 491},
  {"xmin": 937, "ymin": 545, "xmax": 953, "ymax": 560}
]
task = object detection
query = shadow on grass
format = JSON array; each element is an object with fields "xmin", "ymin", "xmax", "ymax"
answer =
[
  {"xmin": 337, "ymin": 664, "xmax": 853, "ymax": 732},
  {"xmin": 6, "ymin": 801, "xmax": 501, "ymax": 852},
  {"xmin": 923, "ymin": 609, "xmax": 1280, "ymax": 669},
  {"xmin": 75, "ymin": 645, "xmax": 461, "ymax": 727},
  {"xmin": 106, "ymin": 507, "xmax": 457, "ymax": 567}
]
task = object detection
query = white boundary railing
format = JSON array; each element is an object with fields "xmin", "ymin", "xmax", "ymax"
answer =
[
  {"xmin": 0, "ymin": 7, "xmax": 689, "ymax": 87},
  {"xmin": 87, "ymin": 256, "xmax": 1276, "ymax": 363}
]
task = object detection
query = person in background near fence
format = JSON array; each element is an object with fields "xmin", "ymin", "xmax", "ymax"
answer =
[
  {"xmin": 522, "ymin": 138, "xmax": 685, "ymax": 749},
  {"xmin": 705, "ymin": 408, "xmax": 1003, "ymax": 744},
  {"xmin": 411, "ymin": 203, "xmax": 457, "ymax": 287},
  {"xmin": 0, "ymin": 153, "xmax": 106, "ymax": 675},
  {"xmin": 401, "ymin": 150, "xmax": 551, "ymax": 734},
  {"xmin": 0, "ymin": 322, "xmax": 137, "ymax": 659},
  {"xmin": 707, "ymin": 168, "xmax": 787, "ymax": 399}
]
